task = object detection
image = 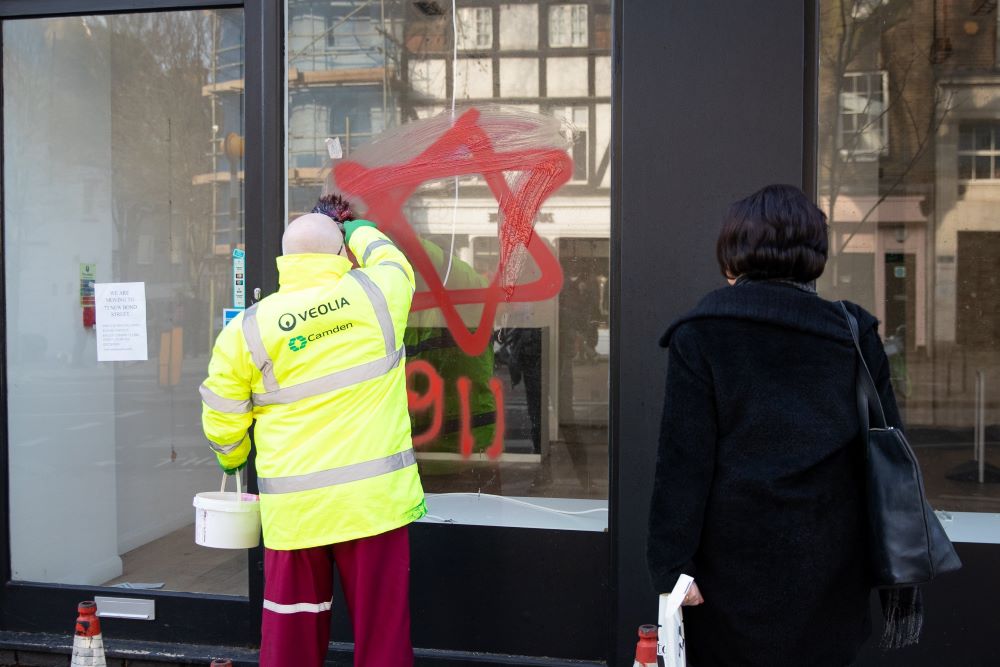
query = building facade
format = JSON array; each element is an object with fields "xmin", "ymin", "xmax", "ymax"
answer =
[{"xmin": 0, "ymin": 1, "xmax": 997, "ymax": 665}]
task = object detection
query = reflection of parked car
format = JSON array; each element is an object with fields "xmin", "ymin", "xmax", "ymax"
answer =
[{"xmin": 884, "ymin": 324, "xmax": 909, "ymax": 397}]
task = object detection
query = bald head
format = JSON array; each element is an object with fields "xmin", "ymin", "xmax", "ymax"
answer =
[{"xmin": 282, "ymin": 213, "xmax": 346, "ymax": 256}]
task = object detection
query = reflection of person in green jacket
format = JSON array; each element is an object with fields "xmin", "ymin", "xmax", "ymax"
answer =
[{"xmin": 405, "ymin": 239, "xmax": 501, "ymax": 493}]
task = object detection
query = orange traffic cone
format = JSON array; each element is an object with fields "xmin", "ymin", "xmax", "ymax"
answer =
[
  {"xmin": 71, "ymin": 601, "xmax": 106, "ymax": 667},
  {"xmin": 633, "ymin": 623, "xmax": 658, "ymax": 667}
]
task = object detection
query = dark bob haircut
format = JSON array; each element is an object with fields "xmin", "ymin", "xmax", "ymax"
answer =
[{"xmin": 716, "ymin": 184, "xmax": 828, "ymax": 283}]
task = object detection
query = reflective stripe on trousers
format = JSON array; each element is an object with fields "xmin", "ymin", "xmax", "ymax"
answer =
[
  {"xmin": 263, "ymin": 598, "xmax": 332, "ymax": 614},
  {"xmin": 257, "ymin": 448, "xmax": 416, "ymax": 495}
]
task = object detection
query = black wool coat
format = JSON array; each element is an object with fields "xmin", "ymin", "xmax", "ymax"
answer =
[{"xmin": 647, "ymin": 281, "xmax": 902, "ymax": 667}]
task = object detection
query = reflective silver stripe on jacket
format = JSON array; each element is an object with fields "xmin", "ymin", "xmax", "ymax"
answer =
[
  {"xmin": 251, "ymin": 347, "xmax": 403, "ymax": 407},
  {"xmin": 361, "ymin": 239, "xmax": 393, "ymax": 264},
  {"xmin": 347, "ymin": 270, "xmax": 395, "ymax": 355},
  {"xmin": 258, "ymin": 448, "xmax": 416, "ymax": 495},
  {"xmin": 199, "ymin": 383, "xmax": 252, "ymax": 414},
  {"xmin": 242, "ymin": 304, "xmax": 280, "ymax": 392},
  {"xmin": 208, "ymin": 436, "xmax": 245, "ymax": 455},
  {"xmin": 381, "ymin": 261, "xmax": 414, "ymax": 291}
]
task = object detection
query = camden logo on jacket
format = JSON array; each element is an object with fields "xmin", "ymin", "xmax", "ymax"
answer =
[{"xmin": 288, "ymin": 322, "xmax": 355, "ymax": 352}]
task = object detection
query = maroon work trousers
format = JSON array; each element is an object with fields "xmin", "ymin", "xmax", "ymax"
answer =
[{"xmin": 260, "ymin": 526, "xmax": 413, "ymax": 667}]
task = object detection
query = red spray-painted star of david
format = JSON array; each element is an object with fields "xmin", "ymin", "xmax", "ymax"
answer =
[{"xmin": 331, "ymin": 108, "xmax": 573, "ymax": 356}]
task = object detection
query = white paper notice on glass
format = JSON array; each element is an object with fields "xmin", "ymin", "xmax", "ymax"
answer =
[{"xmin": 95, "ymin": 282, "xmax": 148, "ymax": 361}]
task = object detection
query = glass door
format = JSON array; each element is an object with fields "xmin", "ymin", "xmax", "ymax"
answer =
[{"xmin": 2, "ymin": 7, "xmax": 251, "ymax": 612}]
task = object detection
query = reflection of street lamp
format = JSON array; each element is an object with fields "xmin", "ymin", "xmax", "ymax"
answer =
[{"xmin": 222, "ymin": 131, "xmax": 244, "ymax": 248}]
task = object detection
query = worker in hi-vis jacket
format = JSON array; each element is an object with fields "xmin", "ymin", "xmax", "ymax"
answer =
[{"xmin": 199, "ymin": 212, "xmax": 426, "ymax": 666}]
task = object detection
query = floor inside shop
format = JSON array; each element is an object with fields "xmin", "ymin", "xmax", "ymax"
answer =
[{"xmin": 102, "ymin": 526, "xmax": 248, "ymax": 596}]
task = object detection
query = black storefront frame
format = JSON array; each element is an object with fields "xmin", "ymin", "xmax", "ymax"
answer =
[
  {"xmin": 0, "ymin": 1, "xmax": 949, "ymax": 665},
  {"xmin": 0, "ymin": 0, "xmax": 616, "ymax": 661}
]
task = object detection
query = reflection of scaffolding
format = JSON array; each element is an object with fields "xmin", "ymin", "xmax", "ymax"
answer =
[
  {"xmin": 198, "ymin": 11, "xmax": 245, "ymax": 254},
  {"xmin": 287, "ymin": 0, "xmax": 401, "ymax": 197}
]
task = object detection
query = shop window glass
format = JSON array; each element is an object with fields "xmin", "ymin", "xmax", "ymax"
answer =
[
  {"xmin": 286, "ymin": 0, "xmax": 611, "ymax": 530},
  {"xmin": 820, "ymin": 0, "xmax": 1000, "ymax": 541},
  {"xmin": 3, "ymin": 11, "xmax": 247, "ymax": 589}
]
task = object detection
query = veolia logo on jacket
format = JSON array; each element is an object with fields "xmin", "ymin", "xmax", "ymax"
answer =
[{"xmin": 277, "ymin": 297, "xmax": 351, "ymax": 331}]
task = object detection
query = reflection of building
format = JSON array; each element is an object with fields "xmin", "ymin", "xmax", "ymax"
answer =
[
  {"xmin": 818, "ymin": 0, "xmax": 937, "ymax": 347},
  {"xmin": 284, "ymin": 0, "xmax": 612, "ymax": 464},
  {"xmin": 286, "ymin": 0, "xmax": 403, "ymax": 212},
  {"xmin": 818, "ymin": 0, "xmax": 1000, "ymax": 426},
  {"xmin": 197, "ymin": 12, "xmax": 246, "ymax": 253}
]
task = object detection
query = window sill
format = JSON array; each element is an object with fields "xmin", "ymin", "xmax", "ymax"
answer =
[{"xmin": 419, "ymin": 493, "xmax": 608, "ymax": 531}]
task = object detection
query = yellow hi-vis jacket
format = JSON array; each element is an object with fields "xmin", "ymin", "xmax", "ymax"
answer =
[{"xmin": 199, "ymin": 227, "xmax": 426, "ymax": 550}]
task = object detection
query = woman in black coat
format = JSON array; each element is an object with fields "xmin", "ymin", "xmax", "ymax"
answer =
[{"xmin": 647, "ymin": 185, "xmax": 901, "ymax": 666}]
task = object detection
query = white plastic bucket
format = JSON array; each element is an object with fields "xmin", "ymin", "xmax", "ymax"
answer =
[{"xmin": 193, "ymin": 473, "xmax": 261, "ymax": 549}]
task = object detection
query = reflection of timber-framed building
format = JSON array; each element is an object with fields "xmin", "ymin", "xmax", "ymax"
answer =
[
  {"xmin": 277, "ymin": 0, "xmax": 613, "ymax": 451},
  {"xmin": 4, "ymin": 2, "xmax": 1000, "ymax": 667}
]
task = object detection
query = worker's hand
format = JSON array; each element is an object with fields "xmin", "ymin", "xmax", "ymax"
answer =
[
  {"xmin": 343, "ymin": 219, "xmax": 377, "ymax": 244},
  {"xmin": 682, "ymin": 582, "xmax": 704, "ymax": 606},
  {"xmin": 220, "ymin": 461, "xmax": 247, "ymax": 476}
]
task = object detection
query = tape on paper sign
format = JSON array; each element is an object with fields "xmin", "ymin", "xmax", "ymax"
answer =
[{"xmin": 232, "ymin": 248, "xmax": 246, "ymax": 308}]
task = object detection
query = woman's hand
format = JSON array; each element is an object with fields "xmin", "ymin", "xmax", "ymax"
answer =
[{"xmin": 682, "ymin": 582, "xmax": 705, "ymax": 606}]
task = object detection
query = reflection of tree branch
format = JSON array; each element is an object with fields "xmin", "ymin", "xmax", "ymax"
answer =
[
  {"xmin": 836, "ymin": 88, "xmax": 956, "ymax": 254},
  {"xmin": 823, "ymin": 0, "xmax": 911, "ymax": 223},
  {"xmin": 837, "ymin": 54, "xmax": 914, "ymax": 159}
]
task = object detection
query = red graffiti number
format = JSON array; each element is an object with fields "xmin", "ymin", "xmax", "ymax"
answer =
[{"xmin": 406, "ymin": 362, "xmax": 506, "ymax": 459}]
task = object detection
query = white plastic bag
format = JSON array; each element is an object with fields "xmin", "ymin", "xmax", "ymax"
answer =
[{"xmin": 657, "ymin": 574, "xmax": 694, "ymax": 667}]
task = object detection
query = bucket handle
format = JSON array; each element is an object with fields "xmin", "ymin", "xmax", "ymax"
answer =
[{"xmin": 219, "ymin": 471, "xmax": 244, "ymax": 504}]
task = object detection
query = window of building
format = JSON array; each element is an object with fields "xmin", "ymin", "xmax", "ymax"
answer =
[
  {"xmin": 958, "ymin": 123, "xmax": 1000, "ymax": 180},
  {"xmin": 549, "ymin": 4, "xmax": 588, "ymax": 48},
  {"xmin": 839, "ymin": 71, "xmax": 888, "ymax": 160},
  {"xmin": 851, "ymin": 0, "xmax": 887, "ymax": 20},
  {"xmin": 456, "ymin": 7, "xmax": 493, "ymax": 50}
]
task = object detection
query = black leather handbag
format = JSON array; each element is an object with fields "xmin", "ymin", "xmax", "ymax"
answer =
[{"xmin": 840, "ymin": 303, "xmax": 962, "ymax": 586}]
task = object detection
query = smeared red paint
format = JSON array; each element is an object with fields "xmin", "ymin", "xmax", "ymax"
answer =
[
  {"xmin": 456, "ymin": 377, "xmax": 475, "ymax": 458},
  {"xmin": 406, "ymin": 361, "xmax": 506, "ymax": 460},
  {"xmin": 333, "ymin": 108, "xmax": 571, "ymax": 356},
  {"xmin": 485, "ymin": 377, "xmax": 505, "ymax": 460}
]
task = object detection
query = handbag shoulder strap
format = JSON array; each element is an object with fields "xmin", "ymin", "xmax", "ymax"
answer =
[{"xmin": 838, "ymin": 301, "xmax": 889, "ymax": 429}]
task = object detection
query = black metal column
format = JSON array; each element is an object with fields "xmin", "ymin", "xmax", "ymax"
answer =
[{"xmin": 613, "ymin": 1, "xmax": 807, "ymax": 663}]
